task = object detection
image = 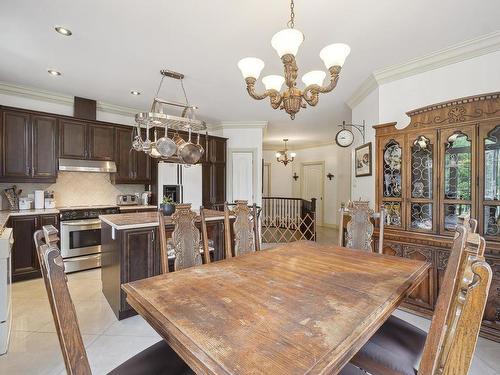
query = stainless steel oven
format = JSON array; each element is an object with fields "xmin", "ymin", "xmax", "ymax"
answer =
[{"xmin": 59, "ymin": 206, "xmax": 119, "ymax": 273}]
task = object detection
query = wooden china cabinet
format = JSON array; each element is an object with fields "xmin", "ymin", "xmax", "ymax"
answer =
[{"xmin": 374, "ymin": 92, "xmax": 500, "ymax": 342}]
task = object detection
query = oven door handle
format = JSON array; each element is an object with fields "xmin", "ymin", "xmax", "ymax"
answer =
[
  {"xmin": 61, "ymin": 220, "xmax": 102, "ymax": 226},
  {"xmin": 63, "ymin": 255, "xmax": 100, "ymax": 262}
]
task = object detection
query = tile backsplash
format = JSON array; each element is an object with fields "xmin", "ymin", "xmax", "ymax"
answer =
[{"xmin": 0, "ymin": 172, "xmax": 145, "ymax": 208}]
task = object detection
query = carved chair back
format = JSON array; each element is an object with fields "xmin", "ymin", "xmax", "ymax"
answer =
[
  {"xmin": 158, "ymin": 203, "xmax": 208, "ymax": 272},
  {"xmin": 419, "ymin": 224, "xmax": 492, "ymax": 374},
  {"xmin": 338, "ymin": 201, "xmax": 385, "ymax": 252},
  {"xmin": 224, "ymin": 200, "xmax": 260, "ymax": 258},
  {"xmin": 33, "ymin": 227, "xmax": 92, "ymax": 375}
]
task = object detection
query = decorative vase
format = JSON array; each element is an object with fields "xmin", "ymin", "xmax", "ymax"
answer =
[{"xmin": 161, "ymin": 203, "xmax": 175, "ymax": 216}]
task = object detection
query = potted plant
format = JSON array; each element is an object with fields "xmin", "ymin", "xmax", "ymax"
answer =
[{"xmin": 160, "ymin": 196, "xmax": 176, "ymax": 216}]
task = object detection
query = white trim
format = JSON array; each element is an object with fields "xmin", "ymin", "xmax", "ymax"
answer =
[
  {"xmin": 263, "ymin": 140, "xmax": 336, "ymax": 151},
  {"xmin": 209, "ymin": 121, "xmax": 268, "ymax": 131},
  {"xmin": 346, "ymin": 74, "xmax": 378, "ymax": 109},
  {"xmin": 0, "ymin": 81, "xmax": 141, "ymax": 117},
  {"xmin": 347, "ymin": 30, "xmax": 500, "ymax": 109}
]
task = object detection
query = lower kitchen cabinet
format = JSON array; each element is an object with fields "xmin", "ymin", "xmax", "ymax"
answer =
[
  {"xmin": 101, "ymin": 218, "xmax": 227, "ymax": 319},
  {"xmin": 9, "ymin": 213, "xmax": 59, "ymax": 282}
]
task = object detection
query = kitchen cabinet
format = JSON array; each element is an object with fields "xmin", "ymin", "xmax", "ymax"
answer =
[
  {"xmin": 101, "ymin": 214, "xmax": 228, "ymax": 319},
  {"xmin": 10, "ymin": 213, "xmax": 60, "ymax": 282},
  {"xmin": 1, "ymin": 110, "xmax": 57, "ymax": 182},
  {"xmin": 202, "ymin": 136, "xmax": 227, "ymax": 208},
  {"xmin": 113, "ymin": 127, "xmax": 151, "ymax": 184},
  {"xmin": 60, "ymin": 120, "xmax": 114, "ymax": 161},
  {"xmin": 88, "ymin": 124, "xmax": 114, "ymax": 160},
  {"xmin": 59, "ymin": 119, "xmax": 87, "ymax": 159}
]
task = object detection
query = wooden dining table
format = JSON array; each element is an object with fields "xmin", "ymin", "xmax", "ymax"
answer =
[{"xmin": 122, "ymin": 241, "xmax": 430, "ymax": 375}]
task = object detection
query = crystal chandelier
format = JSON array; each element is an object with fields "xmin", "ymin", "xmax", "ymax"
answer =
[
  {"xmin": 276, "ymin": 139, "xmax": 296, "ymax": 166},
  {"xmin": 237, "ymin": 0, "xmax": 350, "ymax": 119}
]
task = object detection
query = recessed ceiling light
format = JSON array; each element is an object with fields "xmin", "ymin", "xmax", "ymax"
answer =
[
  {"xmin": 55, "ymin": 26, "xmax": 72, "ymax": 36},
  {"xmin": 47, "ymin": 69, "xmax": 62, "ymax": 76},
  {"xmin": 130, "ymin": 90, "xmax": 141, "ymax": 96}
]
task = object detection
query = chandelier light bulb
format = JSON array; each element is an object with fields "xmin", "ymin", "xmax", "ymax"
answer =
[
  {"xmin": 271, "ymin": 28, "xmax": 304, "ymax": 57},
  {"xmin": 302, "ymin": 70, "xmax": 326, "ymax": 87},
  {"xmin": 237, "ymin": 57, "xmax": 265, "ymax": 79},
  {"xmin": 319, "ymin": 43, "xmax": 351, "ymax": 69},
  {"xmin": 262, "ymin": 75, "xmax": 285, "ymax": 91},
  {"xmin": 290, "ymin": 152, "xmax": 297, "ymax": 157},
  {"xmin": 275, "ymin": 152, "xmax": 281, "ymax": 158}
]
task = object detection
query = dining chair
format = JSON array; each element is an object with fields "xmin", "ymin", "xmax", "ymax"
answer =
[
  {"xmin": 349, "ymin": 223, "xmax": 492, "ymax": 375},
  {"xmin": 338, "ymin": 200, "xmax": 385, "ymax": 252},
  {"xmin": 33, "ymin": 226, "xmax": 193, "ymax": 375},
  {"xmin": 223, "ymin": 200, "xmax": 260, "ymax": 258},
  {"xmin": 158, "ymin": 203, "xmax": 210, "ymax": 273}
]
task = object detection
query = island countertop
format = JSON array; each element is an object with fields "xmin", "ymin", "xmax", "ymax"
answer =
[{"xmin": 100, "ymin": 209, "xmax": 227, "ymax": 230}]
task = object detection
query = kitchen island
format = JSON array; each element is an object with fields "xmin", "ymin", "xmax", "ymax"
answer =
[{"xmin": 100, "ymin": 209, "xmax": 231, "ymax": 319}]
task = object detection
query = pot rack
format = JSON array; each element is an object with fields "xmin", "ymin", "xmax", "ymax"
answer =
[
  {"xmin": 134, "ymin": 69, "xmax": 207, "ymax": 132},
  {"xmin": 132, "ymin": 69, "xmax": 207, "ymax": 164}
]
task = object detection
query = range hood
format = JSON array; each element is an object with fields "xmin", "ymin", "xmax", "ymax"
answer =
[{"xmin": 59, "ymin": 158, "xmax": 117, "ymax": 173}]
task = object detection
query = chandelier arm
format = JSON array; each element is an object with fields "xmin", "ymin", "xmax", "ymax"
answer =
[
  {"xmin": 302, "ymin": 65, "xmax": 342, "ymax": 106},
  {"xmin": 245, "ymin": 78, "xmax": 283, "ymax": 108}
]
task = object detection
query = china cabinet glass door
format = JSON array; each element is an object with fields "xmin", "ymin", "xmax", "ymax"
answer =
[
  {"xmin": 406, "ymin": 132, "xmax": 437, "ymax": 232},
  {"xmin": 479, "ymin": 122, "xmax": 500, "ymax": 240},
  {"xmin": 440, "ymin": 126, "xmax": 476, "ymax": 234},
  {"xmin": 379, "ymin": 135, "xmax": 405, "ymax": 229}
]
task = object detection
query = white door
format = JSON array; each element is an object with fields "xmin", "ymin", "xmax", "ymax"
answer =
[
  {"xmin": 302, "ymin": 163, "xmax": 324, "ymax": 226},
  {"xmin": 263, "ymin": 163, "xmax": 271, "ymax": 197},
  {"xmin": 231, "ymin": 152, "xmax": 254, "ymax": 203}
]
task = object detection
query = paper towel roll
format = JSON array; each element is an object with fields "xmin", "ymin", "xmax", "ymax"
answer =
[{"xmin": 34, "ymin": 190, "xmax": 45, "ymax": 209}]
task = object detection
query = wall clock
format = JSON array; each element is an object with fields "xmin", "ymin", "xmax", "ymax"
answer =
[{"xmin": 335, "ymin": 129, "xmax": 354, "ymax": 147}]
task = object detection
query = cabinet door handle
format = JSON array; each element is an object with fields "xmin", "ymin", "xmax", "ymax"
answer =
[
  {"xmin": 34, "ymin": 217, "xmax": 38, "ymax": 228},
  {"xmin": 151, "ymin": 229, "xmax": 155, "ymax": 244}
]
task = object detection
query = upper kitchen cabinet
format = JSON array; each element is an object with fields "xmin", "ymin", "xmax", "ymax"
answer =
[
  {"xmin": 209, "ymin": 137, "xmax": 226, "ymax": 163},
  {"xmin": 59, "ymin": 120, "xmax": 114, "ymax": 160},
  {"xmin": 1, "ymin": 109, "xmax": 57, "ymax": 182},
  {"xmin": 113, "ymin": 126, "xmax": 151, "ymax": 184},
  {"xmin": 88, "ymin": 124, "xmax": 115, "ymax": 160}
]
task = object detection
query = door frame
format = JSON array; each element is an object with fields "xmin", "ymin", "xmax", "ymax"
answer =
[
  {"xmin": 227, "ymin": 148, "xmax": 258, "ymax": 203},
  {"xmin": 263, "ymin": 162, "xmax": 271, "ymax": 197},
  {"xmin": 300, "ymin": 161, "xmax": 325, "ymax": 226}
]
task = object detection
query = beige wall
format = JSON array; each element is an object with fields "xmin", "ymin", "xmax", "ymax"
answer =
[{"xmin": 0, "ymin": 172, "xmax": 144, "ymax": 209}]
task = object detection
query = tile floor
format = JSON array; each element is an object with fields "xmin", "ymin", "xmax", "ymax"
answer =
[{"xmin": 1, "ymin": 228, "xmax": 499, "ymax": 374}]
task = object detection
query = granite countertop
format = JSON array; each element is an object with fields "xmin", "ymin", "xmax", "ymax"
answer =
[
  {"xmin": 0, "ymin": 208, "xmax": 61, "ymax": 233},
  {"xmin": 117, "ymin": 205, "xmax": 158, "ymax": 211},
  {"xmin": 100, "ymin": 209, "xmax": 227, "ymax": 230},
  {"xmin": 0, "ymin": 205, "xmax": 158, "ymax": 233}
]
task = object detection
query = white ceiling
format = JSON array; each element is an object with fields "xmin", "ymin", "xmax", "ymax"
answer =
[{"xmin": 0, "ymin": 0, "xmax": 499, "ymax": 148}]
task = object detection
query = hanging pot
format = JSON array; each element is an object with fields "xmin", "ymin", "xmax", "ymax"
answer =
[
  {"xmin": 156, "ymin": 124, "xmax": 177, "ymax": 158},
  {"xmin": 194, "ymin": 131, "xmax": 205, "ymax": 157},
  {"xmin": 149, "ymin": 130, "xmax": 162, "ymax": 158},
  {"xmin": 178, "ymin": 128, "xmax": 202, "ymax": 164}
]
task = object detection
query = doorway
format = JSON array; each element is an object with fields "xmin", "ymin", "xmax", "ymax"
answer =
[
  {"xmin": 228, "ymin": 149, "xmax": 258, "ymax": 204},
  {"xmin": 301, "ymin": 162, "xmax": 325, "ymax": 226}
]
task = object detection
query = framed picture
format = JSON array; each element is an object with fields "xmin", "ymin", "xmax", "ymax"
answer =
[{"xmin": 355, "ymin": 142, "xmax": 372, "ymax": 177}]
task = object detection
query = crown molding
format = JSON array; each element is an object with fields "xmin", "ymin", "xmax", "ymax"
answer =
[
  {"xmin": 347, "ymin": 30, "xmax": 500, "ymax": 109},
  {"xmin": 345, "ymin": 74, "xmax": 378, "ymax": 109},
  {"xmin": 0, "ymin": 81, "xmax": 141, "ymax": 117},
  {"xmin": 209, "ymin": 121, "xmax": 268, "ymax": 131}
]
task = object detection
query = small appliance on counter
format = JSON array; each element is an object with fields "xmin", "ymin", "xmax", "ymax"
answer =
[
  {"xmin": 141, "ymin": 191, "xmax": 151, "ymax": 205},
  {"xmin": 34, "ymin": 190, "xmax": 45, "ymax": 209},
  {"xmin": 116, "ymin": 194, "xmax": 139, "ymax": 206},
  {"xmin": 18, "ymin": 198, "xmax": 32, "ymax": 210},
  {"xmin": 44, "ymin": 191, "xmax": 56, "ymax": 209}
]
